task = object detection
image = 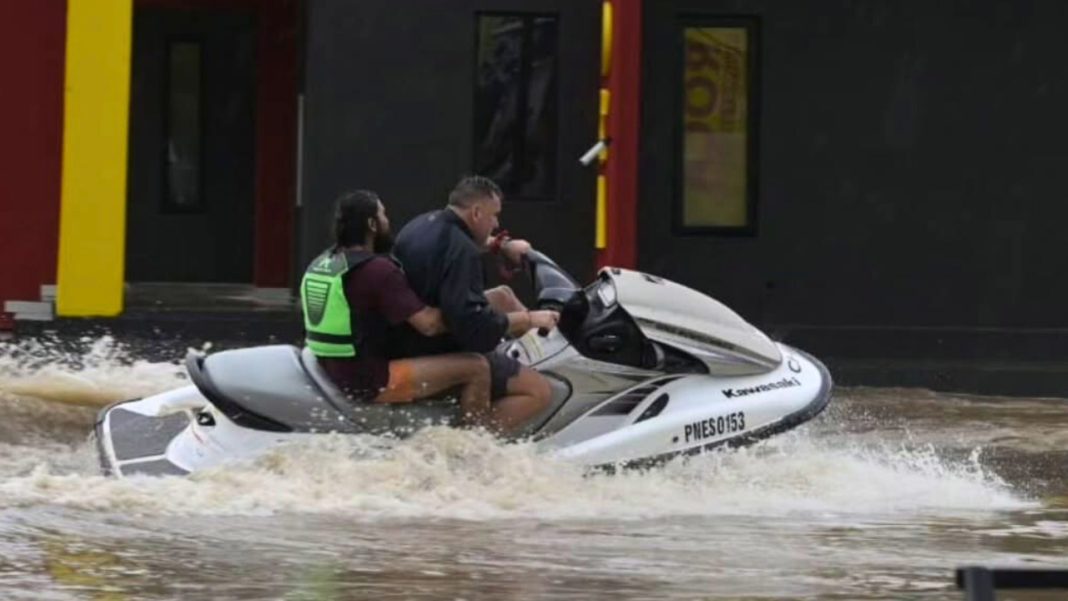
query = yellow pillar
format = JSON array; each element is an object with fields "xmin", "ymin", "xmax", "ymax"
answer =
[
  {"xmin": 596, "ymin": 174, "xmax": 608, "ymax": 249},
  {"xmin": 56, "ymin": 0, "xmax": 133, "ymax": 316},
  {"xmin": 596, "ymin": 1, "xmax": 613, "ymax": 252}
]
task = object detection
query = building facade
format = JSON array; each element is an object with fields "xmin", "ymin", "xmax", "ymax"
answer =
[{"xmin": 3, "ymin": 0, "xmax": 1067, "ymax": 387}]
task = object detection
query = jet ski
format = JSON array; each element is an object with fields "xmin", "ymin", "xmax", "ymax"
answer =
[{"xmin": 95, "ymin": 251, "xmax": 833, "ymax": 477}]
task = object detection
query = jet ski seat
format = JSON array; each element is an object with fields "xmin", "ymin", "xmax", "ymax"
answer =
[
  {"xmin": 298, "ymin": 346, "xmax": 460, "ymax": 432},
  {"xmin": 188, "ymin": 345, "xmax": 461, "ymax": 435},
  {"xmin": 298, "ymin": 346, "xmax": 358, "ymax": 406},
  {"xmin": 301, "ymin": 347, "xmax": 572, "ymax": 441},
  {"xmin": 189, "ymin": 345, "xmax": 348, "ymax": 433}
]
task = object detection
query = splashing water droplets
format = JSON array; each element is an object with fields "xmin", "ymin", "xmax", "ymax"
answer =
[
  {"xmin": 0, "ymin": 335, "xmax": 188, "ymax": 407},
  {"xmin": 0, "ymin": 336, "xmax": 1035, "ymax": 522},
  {"xmin": 0, "ymin": 424, "xmax": 1032, "ymax": 520}
]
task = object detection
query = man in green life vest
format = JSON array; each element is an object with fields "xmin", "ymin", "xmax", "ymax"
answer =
[{"xmin": 301, "ymin": 190, "xmax": 527, "ymax": 433}]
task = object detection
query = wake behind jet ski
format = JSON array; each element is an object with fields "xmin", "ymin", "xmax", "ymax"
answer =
[{"xmin": 95, "ymin": 250, "xmax": 833, "ymax": 477}]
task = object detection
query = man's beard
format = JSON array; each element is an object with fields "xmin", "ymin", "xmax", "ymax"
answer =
[{"xmin": 374, "ymin": 229, "xmax": 395, "ymax": 253}]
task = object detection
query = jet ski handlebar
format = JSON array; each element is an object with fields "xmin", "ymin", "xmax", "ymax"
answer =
[
  {"xmin": 519, "ymin": 249, "xmax": 666, "ymax": 370},
  {"xmin": 521, "ymin": 249, "xmax": 581, "ymax": 336}
]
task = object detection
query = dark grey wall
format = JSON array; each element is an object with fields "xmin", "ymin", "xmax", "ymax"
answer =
[
  {"xmin": 301, "ymin": 0, "xmax": 1068, "ymax": 371},
  {"xmin": 640, "ymin": 0, "xmax": 1068, "ymax": 359},
  {"xmin": 300, "ymin": 0, "xmax": 599, "ymax": 280},
  {"xmin": 300, "ymin": 0, "xmax": 471, "ymax": 266}
]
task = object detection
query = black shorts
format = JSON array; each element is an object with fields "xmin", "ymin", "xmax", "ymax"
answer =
[{"xmin": 484, "ymin": 351, "xmax": 521, "ymax": 400}]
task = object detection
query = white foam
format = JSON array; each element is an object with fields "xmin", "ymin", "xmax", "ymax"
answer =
[{"xmin": 0, "ymin": 427, "xmax": 1033, "ymax": 520}]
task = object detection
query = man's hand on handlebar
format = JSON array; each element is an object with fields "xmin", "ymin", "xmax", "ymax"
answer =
[
  {"xmin": 506, "ymin": 308, "xmax": 559, "ymax": 338},
  {"xmin": 529, "ymin": 310, "xmax": 560, "ymax": 331}
]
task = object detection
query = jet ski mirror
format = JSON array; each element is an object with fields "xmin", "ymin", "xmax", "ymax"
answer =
[{"xmin": 525, "ymin": 249, "xmax": 579, "ymax": 294}]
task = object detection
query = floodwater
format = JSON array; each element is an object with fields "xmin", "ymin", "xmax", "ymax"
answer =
[{"xmin": 0, "ymin": 337, "xmax": 1065, "ymax": 600}]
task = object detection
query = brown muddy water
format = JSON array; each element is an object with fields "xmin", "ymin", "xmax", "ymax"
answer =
[{"xmin": 0, "ymin": 337, "xmax": 1065, "ymax": 600}]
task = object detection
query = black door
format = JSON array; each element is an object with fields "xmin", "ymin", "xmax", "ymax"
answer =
[
  {"xmin": 126, "ymin": 8, "xmax": 255, "ymax": 283},
  {"xmin": 301, "ymin": 0, "xmax": 600, "ymax": 283},
  {"xmin": 639, "ymin": 2, "xmax": 769, "ymax": 321}
]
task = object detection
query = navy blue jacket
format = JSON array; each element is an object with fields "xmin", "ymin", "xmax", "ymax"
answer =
[{"xmin": 392, "ymin": 209, "xmax": 508, "ymax": 353}]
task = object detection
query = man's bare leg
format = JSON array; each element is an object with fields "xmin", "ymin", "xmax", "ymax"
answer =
[
  {"xmin": 375, "ymin": 356, "xmax": 552, "ymax": 436},
  {"xmin": 485, "ymin": 285, "xmax": 526, "ymax": 313},
  {"xmin": 486, "ymin": 366, "xmax": 552, "ymax": 435},
  {"xmin": 374, "ymin": 355, "xmax": 492, "ymax": 423}
]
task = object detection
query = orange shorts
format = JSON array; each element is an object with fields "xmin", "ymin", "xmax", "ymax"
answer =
[{"xmin": 374, "ymin": 360, "xmax": 420, "ymax": 404}]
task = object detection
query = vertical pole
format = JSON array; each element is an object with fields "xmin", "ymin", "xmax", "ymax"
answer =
[
  {"xmin": 597, "ymin": 0, "xmax": 641, "ymax": 270},
  {"xmin": 56, "ymin": 0, "xmax": 133, "ymax": 316}
]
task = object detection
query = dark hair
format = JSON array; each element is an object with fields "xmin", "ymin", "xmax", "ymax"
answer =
[
  {"xmin": 333, "ymin": 190, "xmax": 380, "ymax": 248},
  {"xmin": 448, "ymin": 175, "xmax": 502, "ymax": 209}
]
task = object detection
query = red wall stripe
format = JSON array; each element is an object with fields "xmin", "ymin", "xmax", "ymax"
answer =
[
  {"xmin": 252, "ymin": 0, "xmax": 298, "ymax": 287},
  {"xmin": 598, "ymin": 0, "xmax": 642, "ymax": 270},
  {"xmin": 0, "ymin": 1, "xmax": 67, "ymax": 304}
]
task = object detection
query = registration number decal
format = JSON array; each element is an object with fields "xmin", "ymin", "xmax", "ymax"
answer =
[{"xmin": 683, "ymin": 412, "xmax": 746, "ymax": 443}]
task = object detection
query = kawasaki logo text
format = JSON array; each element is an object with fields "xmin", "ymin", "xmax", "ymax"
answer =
[{"xmin": 722, "ymin": 377, "xmax": 801, "ymax": 399}]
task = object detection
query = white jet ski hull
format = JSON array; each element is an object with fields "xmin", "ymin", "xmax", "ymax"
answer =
[{"xmin": 95, "ymin": 343, "xmax": 831, "ymax": 477}]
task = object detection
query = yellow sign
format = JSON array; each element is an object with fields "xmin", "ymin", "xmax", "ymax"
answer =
[{"xmin": 682, "ymin": 28, "xmax": 749, "ymax": 227}]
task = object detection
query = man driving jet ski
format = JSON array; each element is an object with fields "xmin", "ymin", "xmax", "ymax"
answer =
[
  {"xmin": 301, "ymin": 189, "xmax": 523, "ymax": 432},
  {"xmin": 390, "ymin": 176, "xmax": 560, "ymax": 434}
]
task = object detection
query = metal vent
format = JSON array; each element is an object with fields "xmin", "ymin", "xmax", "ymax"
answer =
[
  {"xmin": 592, "ymin": 377, "xmax": 682, "ymax": 416},
  {"xmin": 633, "ymin": 393, "xmax": 670, "ymax": 423}
]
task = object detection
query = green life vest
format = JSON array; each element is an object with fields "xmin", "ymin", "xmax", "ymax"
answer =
[{"xmin": 300, "ymin": 249, "xmax": 374, "ymax": 357}]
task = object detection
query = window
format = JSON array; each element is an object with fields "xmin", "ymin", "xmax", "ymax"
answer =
[
  {"xmin": 678, "ymin": 21, "xmax": 757, "ymax": 232},
  {"xmin": 474, "ymin": 13, "xmax": 559, "ymax": 200},
  {"xmin": 165, "ymin": 40, "xmax": 203, "ymax": 212}
]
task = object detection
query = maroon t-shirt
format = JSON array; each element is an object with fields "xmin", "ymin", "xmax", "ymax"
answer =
[{"xmin": 319, "ymin": 256, "xmax": 425, "ymax": 398}]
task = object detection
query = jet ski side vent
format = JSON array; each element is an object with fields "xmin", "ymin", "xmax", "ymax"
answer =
[
  {"xmin": 592, "ymin": 377, "xmax": 682, "ymax": 416},
  {"xmin": 633, "ymin": 393, "xmax": 669, "ymax": 423}
]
